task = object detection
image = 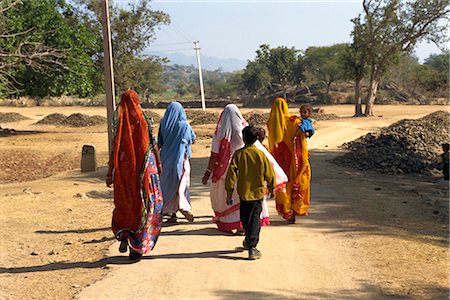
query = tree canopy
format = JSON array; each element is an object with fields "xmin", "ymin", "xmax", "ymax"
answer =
[
  {"xmin": 350, "ymin": 0, "xmax": 450, "ymax": 116},
  {"xmin": 0, "ymin": 0, "xmax": 98, "ymax": 97},
  {"xmin": 241, "ymin": 44, "xmax": 304, "ymax": 99}
]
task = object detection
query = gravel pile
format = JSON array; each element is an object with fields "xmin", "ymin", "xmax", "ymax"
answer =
[
  {"xmin": 334, "ymin": 111, "xmax": 449, "ymax": 175},
  {"xmin": 243, "ymin": 112, "xmax": 270, "ymax": 126},
  {"xmin": 0, "ymin": 112, "xmax": 29, "ymax": 123},
  {"xmin": 37, "ymin": 113, "xmax": 106, "ymax": 127},
  {"xmin": 314, "ymin": 113, "xmax": 339, "ymax": 121},
  {"xmin": 36, "ymin": 113, "xmax": 66, "ymax": 125},
  {"xmin": 186, "ymin": 110, "xmax": 219, "ymax": 125}
]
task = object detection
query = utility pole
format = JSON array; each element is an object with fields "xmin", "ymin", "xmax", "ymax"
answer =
[
  {"xmin": 194, "ymin": 41, "xmax": 206, "ymax": 111},
  {"xmin": 101, "ymin": 0, "xmax": 116, "ymax": 154}
]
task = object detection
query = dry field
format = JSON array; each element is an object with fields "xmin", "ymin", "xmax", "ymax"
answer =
[{"xmin": 0, "ymin": 104, "xmax": 448, "ymax": 299}]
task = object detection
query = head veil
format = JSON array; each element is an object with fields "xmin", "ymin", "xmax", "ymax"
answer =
[
  {"xmin": 211, "ymin": 104, "xmax": 248, "ymax": 182},
  {"xmin": 267, "ymin": 97, "xmax": 290, "ymax": 152},
  {"xmin": 158, "ymin": 102, "xmax": 196, "ymax": 201}
]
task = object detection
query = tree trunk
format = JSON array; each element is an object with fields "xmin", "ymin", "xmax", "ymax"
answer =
[
  {"xmin": 354, "ymin": 77, "xmax": 363, "ymax": 116},
  {"xmin": 364, "ymin": 66, "xmax": 381, "ymax": 116}
]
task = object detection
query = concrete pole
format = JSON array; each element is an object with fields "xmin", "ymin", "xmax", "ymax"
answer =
[
  {"xmin": 194, "ymin": 41, "xmax": 206, "ymax": 111},
  {"xmin": 101, "ymin": 0, "xmax": 116, "ymax": 154}
]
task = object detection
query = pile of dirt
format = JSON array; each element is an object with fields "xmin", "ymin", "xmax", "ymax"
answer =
[
  {"xmin": 36, "ymin": 113, "xmax": 67, "ymax": 125},
  {"xmin": 314, "ymin": 113, "xmax": 339, "ymax": 121},
  {"xmin": 37, "ymin": 113, "xmax": 106, "ymax": 127},
  {"xmin": 143, "ymin": 110, "xmax": 162, "ymax": 123},
  {"xmin": 0, "ymin": 112, "xmax": 29, "ymax": 123},
  {"xmin": 334, "ymin": 111, "xmax": 449, "ymax": 175},
  {"xmin": 186, "ymin": 110, "xmax": 219, "ymax": 125},
  {"xmin": 243, "ymin": 112, "xmax": 270, "ymax": 125}
]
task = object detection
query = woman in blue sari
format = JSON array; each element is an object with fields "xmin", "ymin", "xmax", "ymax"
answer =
[{"xmin": 158, "ymin": 102, "xmax": 196, "ymax": 223}]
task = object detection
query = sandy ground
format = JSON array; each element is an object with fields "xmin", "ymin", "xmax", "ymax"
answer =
[{"xmin": 0, "ymin": 104, "xmax": 448, "ymax": 300}]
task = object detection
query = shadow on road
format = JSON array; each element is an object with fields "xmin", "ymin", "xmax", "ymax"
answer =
[
  {"xmin": 0, "ymin": 249, "xmax": 246, "ymax": 274},
  {"xmin": 305, "ymin": 149, "xmax": 449, "ymax": 248}
]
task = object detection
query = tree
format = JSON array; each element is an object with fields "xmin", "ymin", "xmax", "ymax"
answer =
[
  {"xmin": 304, "ymin": 43, "xmax": 348, "ymax": 102},
  {"xmin": 345, "ymin": 18, "xmax": 369, "ymax": 116},
  {"xmin": 130, "ymin": 56, "xmax": 166, "ymax": 101},
  {"xmin": 241, "ymin": 60, "xmax": 271, "ymax": 97},
  {"xmin": 242, "ymin": 44, "xmax": 304, "ymax": 99},
  {"xmin": 355, "ymin": 0, "xmax": 449, "ymax": 116},
  {"xmin": 74, "ymin": 0, "xmax": 170, "ymax": 94},
  {"xmin": 0, "ymin": 0, "xmax": 97, "ymax": 97}
]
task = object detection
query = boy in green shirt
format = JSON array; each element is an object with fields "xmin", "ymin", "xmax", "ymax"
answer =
[{"xmin": 225, "ymin": 126, "xmax": 275, "ymax": 260}]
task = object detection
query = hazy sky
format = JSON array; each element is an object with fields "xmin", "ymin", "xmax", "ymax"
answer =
[{"xmin": 123, "ymin": 0, "xmax": 442, "ymax": 62}]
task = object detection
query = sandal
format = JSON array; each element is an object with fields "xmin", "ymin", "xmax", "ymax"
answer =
[
  {"xmin": 119, "ymin": 240, "xmax": 128, "ymax": 253},
  {"xmin": 166, "ymin": 213, "xmax": 178, "ymax": 223},
  {"xmin": 180, "ymin": 210, "xmax": 194, "ymax": 223},
  {"xmin": 129, "ymin": 250, "xmax": 142, "ymax": 261}
]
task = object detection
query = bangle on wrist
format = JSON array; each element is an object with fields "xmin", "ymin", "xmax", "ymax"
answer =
[{"xmin": 205, "ymin": 169, "xmax": 212, "ymax": 174}]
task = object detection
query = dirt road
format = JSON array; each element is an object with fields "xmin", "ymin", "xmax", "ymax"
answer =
[
  {"xmin": 77, "ymin": 105, "xmax": 448, "ymax": 299},
  {"xmin": 0, "ymin": 105, "xmax": 448, "ymax": 299}
]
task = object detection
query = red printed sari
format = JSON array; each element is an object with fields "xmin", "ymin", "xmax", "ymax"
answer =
[{"xmin": 111, "ymin": 90, "xmax": 162, "ymax": 254}]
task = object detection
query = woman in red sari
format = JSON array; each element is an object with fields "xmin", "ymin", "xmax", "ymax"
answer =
[
  {"xmin": 106, "ymin": 89, "xmax": 163, "ymax": 260},
  {"xmin": 267, "ymin": 97, "xmax": 311, "ymax": 224}
]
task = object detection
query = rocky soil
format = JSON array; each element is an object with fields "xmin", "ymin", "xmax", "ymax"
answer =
[{"xmin": 334, "ymin": 111, "xmax": 449, "ymax": 175}]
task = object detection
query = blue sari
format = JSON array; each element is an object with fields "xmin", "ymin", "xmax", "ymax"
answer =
[{"xmin": 158, "ymin": 102, "xmax": 196, "ymax": 212}]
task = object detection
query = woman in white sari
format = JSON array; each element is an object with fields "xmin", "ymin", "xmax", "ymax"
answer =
[{"xmin": 202, "ymin": 104, "xmax": 287, "ymax": 233}]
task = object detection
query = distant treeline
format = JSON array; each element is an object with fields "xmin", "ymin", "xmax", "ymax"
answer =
[{"xmin": 1, "ymin": 0, "xmax": 448, "ymax": 115}]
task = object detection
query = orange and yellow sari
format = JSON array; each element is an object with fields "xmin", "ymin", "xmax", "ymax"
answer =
[{"xmin": 267, "ymin": 97, "xmax": 310, "ymax": 219}]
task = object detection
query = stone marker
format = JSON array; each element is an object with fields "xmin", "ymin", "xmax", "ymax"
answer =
[{"xmin": 81, "ymin": 144, "xmax": 96, "ymax": 172}]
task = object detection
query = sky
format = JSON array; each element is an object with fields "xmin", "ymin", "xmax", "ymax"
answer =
[{"xmin": 120, "ymin": 0, "xmax": 444, "ymax": 63}]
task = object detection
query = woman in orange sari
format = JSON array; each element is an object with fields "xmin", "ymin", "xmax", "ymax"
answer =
[
  {"xmin": 267, "ymin": 97, "xmax": 311, "ymax": 224},
  {"xmin": 106, "ymin": 89, "xmax": 163, "ymax": 260}
]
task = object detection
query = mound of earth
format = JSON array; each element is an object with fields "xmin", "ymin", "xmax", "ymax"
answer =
[
  {"xmin": 243, "ymin": 112, "xmax": 270, "ymax": 125},
  {"xmin": 37, "ymin": 113, "xmax": 106, "ymax": 127},
  {"xmin": 314, "ymin": 113, "xmax": 339, "ymax": 121},
  {"xmin": 143, "ymin": 110, "xmax": 162, "ymax": 123},
  {"xmin": 334, "ymin": 111, "xmax": 449, "ymax": 175},
  {"xmin": 186, "ymin": 110, "xmax": 219, "ymax": 125},
  {"xmin": 36, "ymin": 113, "xmax": 67, "ymax": 125},
  {"xmin": 0, "ymin": 112, "xmax": 29, "ymax": 123}
]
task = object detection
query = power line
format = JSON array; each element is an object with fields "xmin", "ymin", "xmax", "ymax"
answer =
[
  {"xmin": 150, "ymin": 47, "xmax": 194, "ymax": 52},
  {"xmin": 153, "ymin": 0, "xmax": 195, "ymax": 43},
  {"xmin": 151, "ymin": 42, "xmax": 193, "ymax": 47}
]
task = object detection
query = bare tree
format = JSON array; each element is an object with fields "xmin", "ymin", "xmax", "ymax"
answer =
[{"xmin": 356, "ymin": 0, "xmax": 449, "ymax": 116}]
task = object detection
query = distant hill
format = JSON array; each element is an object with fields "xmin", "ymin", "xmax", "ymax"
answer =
[{"xmin": 145, "ymin": 51, "xmax": 247, "ymax": 72}]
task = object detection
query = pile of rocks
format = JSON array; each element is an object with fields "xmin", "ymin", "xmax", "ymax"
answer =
[
  {"xmin": 0, "ymin": 112, "xmax": 29, "ymax": 123},
  {"xmin": 243, "ymin": 112, "xmax": 270, "ymax": 126},
  {"xmin": 313, "ymin": 113, "xmax": 339, "ymax": 121},
  {"xmin": 334, "ymin": 111, "xmax": 449, "ymax": 175},
  {"xmin": 186, "ymin": 110, "xmax": 219, "ymax": 125},
  {"xmin": 37, "ymin": 113, "xmax": 106, "ymax": 127}
]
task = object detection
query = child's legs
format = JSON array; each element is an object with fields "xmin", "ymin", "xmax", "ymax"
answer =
[{"xmin": 240, "ymin": 200, "xmax": 262, "ymax": 248}]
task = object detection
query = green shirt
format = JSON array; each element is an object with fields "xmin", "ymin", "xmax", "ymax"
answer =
[{"xmin": 225, "ymin": 144, "xmax": 275, "ymax": 201}]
